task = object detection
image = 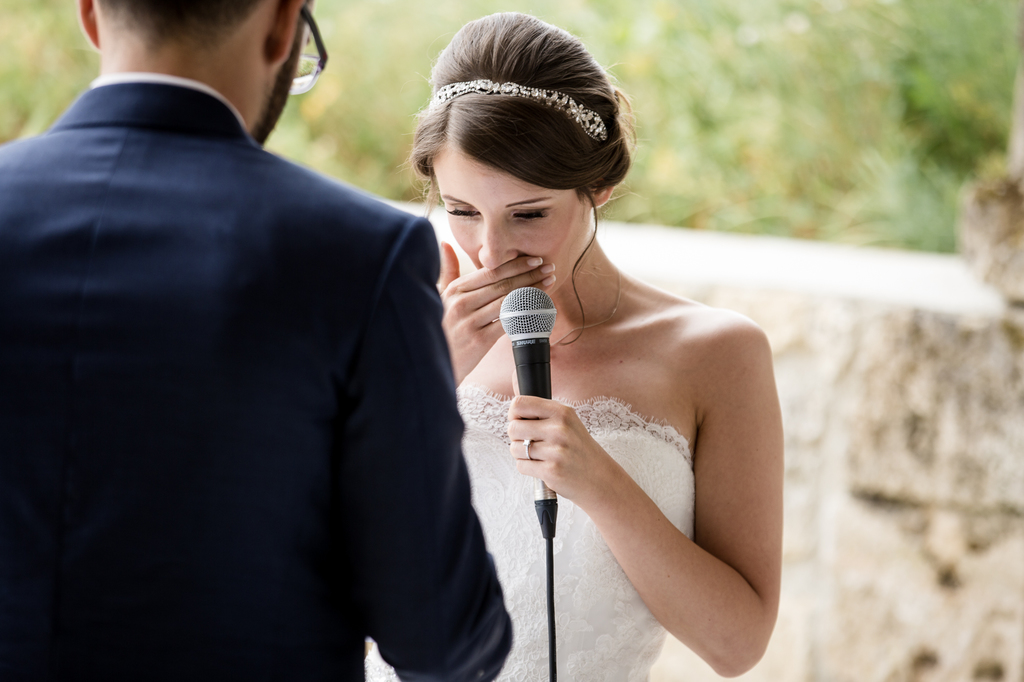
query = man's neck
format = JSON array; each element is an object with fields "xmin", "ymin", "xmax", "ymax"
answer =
[{"xmin": 100, "ymin": 48, "xmax": 263, "ymax": 133}]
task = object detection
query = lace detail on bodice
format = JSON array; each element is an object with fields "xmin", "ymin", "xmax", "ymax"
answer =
[
  {"xmin": 366, "ymin": 384, "xmax": 695, "ymax": 682},
  {"xmin": 456, "ymin": 384, "xmax": 692, "ymax": 467}
]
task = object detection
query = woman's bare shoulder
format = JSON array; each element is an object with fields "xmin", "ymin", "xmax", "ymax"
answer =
[
  {"xmin": 624, "ymin": 278, "xmax": 779, "ymax": 444},
  {"xmin": 591, "ymin": 276, "xmax": 775, "ymax": 441},
  {"xmin": 626, "ymin": 278, "xmax": 769, "ymax": 363}
]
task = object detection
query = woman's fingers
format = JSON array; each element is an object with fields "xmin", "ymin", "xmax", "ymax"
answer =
[
  {"xmin": 447, "ymin": 291, "xmax": 505, "ymax": 332},
  {"xmin": 506, "ymin": 405, "xmax": 577, "ymax": 450},
  {"xmin": 437, "ymin": 241, "xmax": 461, "ymax": 293},
  {"xmin": 507, "ymin": 418, "xmax": 549, "ymax": 444},
  {"xmin": 512, "ymin": 439, "xmax": 533, "ymax": 460},
  {"xmin": 494, "ymin": 259, "xmax": 556, "ymax": 293},
  {"xmin": 447, "ymin": 255, "xmax": 555, "ymax": 300},
  {"xmin": 506, "ymin": 400, "xmax": 612, "ymax": 504},
  {"xmin": 514, "ymin": 458, "xmax": 553, "ymax": 485},
  {"xmin": 507, "ymin": 398, "xmax": 572, "ymax": 450},
  {"xmin": 511, "ymin": 447, "xmax": 560, "ymax": 494},
  {"xmin": 508, "ymin": 394, "xmax": 565, "ymax": 420},
  {"xmin": 441, "ymin": 253, "xmax": 553, "ymax": 387}
]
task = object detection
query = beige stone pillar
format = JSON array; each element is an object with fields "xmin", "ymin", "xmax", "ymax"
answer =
[{"xmin": 961, "ymin": 1, "xmax": 1024, "ymax": 303}]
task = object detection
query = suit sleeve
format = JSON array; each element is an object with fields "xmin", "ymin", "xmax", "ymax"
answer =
[{"xmin": 338, "ymin": 215, "xmax": 512, "ymax": 682}]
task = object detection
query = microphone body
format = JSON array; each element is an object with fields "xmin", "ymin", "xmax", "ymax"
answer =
[
  {"xmin": 511, "ymin": 338, "xmax": 552, "ymax": 402},
  {"xmin": 511, "ymin": 337, "xmax": 558, "ymax": 526},
  {"xmin": 499, "ymin": 287, "xmax": 559, "ymax": 515}
]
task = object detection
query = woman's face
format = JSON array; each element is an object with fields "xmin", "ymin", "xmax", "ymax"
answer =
[{"xmin": 432, "ymin": 148, "xmax": 609, "ymax": 292}]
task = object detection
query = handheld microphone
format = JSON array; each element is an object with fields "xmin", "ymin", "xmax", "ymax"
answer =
[
  {"xmin": 500, "ymin": 286, "xmax": 559, "ymax": 682},
  {"xmin": 499, "ymin": 287, "xmax": 558, "ymax": 534}
]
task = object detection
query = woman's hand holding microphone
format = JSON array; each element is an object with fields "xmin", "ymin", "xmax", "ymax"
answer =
[{"xmin": 507, "ymin": 395, "xmax": 622, "ymax": 510}]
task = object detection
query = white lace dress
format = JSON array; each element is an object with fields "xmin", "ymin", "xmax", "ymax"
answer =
[{"xmin": 366, "ymin": 384, "xmax": 695, "ymax": 682}]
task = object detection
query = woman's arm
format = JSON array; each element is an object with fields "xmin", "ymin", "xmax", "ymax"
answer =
[{"xmin": 508, "ymin": 312, "xmax": 783, "ymax": 677}]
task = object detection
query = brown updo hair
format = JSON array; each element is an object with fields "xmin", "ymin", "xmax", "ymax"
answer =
[{"xmin": 412, "ymin": 13, "xmax": 635, "ymax": 211}]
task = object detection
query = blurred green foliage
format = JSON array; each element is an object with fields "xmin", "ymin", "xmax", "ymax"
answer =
[{"xmin": 1, "ymin": 0, "xmax": 1018, "ymax": 252}]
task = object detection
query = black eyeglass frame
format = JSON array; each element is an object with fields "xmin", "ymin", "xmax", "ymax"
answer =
[{"xmin": 290, "ymin": 5, "xmax": 328, "ymax": 95}]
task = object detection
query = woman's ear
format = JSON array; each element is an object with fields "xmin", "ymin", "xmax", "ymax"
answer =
[{"xmin": 592, "ymin": 185, "xmax": 616, "ymax": 209}]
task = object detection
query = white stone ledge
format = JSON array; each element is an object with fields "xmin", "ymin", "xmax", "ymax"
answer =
[
  {"xmin": 599, "ymin": 221, "xmax": 1007, "ymax": 317},
  {"xmin": 391, "ymin": 202, "xmax": 1007, "ymax": 317}
]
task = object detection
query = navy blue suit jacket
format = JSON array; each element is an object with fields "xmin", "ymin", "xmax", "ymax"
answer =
[{"xmin": 0, "ymin": 83, "xmax": 511, "ymax": 681}]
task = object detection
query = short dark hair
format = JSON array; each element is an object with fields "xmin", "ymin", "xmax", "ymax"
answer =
[{"xmin": 100, "ymin": 0, "xmax": 265, "ymax": 42}]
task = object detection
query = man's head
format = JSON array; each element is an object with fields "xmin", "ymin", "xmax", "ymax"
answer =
[
  {"xmin": 95, "ymin": 0, "xmax": 266, "ymax": 44},
  {"xmin": 77, "ymin": 0, "xmax": 311, "ymax": 144}
]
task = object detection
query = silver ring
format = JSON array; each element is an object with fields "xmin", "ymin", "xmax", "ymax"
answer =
[{"xmin": 523, "ymin": 439, "xmax": 532, "ymax": 460}]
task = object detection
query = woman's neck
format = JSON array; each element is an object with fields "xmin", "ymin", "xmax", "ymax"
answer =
[{"xmin": 547, "ymin": 240, "xmax": 621, "ymax": 342}]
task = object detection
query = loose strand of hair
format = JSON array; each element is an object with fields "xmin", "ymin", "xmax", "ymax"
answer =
[{"xmin": 560, "ymin": 199, "xmax": 599, "ymax": 346}]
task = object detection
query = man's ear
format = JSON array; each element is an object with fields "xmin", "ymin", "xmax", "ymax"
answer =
[
  {"xmin": 78, "ymin": 0, "xmax": 102, "ymax": 51},
  {"xmin": 264, "ymin": 0, "xmax": 307, "ymax": 67}
]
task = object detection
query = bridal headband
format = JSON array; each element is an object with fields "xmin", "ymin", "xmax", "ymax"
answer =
[{"xmin": 430, "ymin": 79, "xmax": 609, "ymax": 142}]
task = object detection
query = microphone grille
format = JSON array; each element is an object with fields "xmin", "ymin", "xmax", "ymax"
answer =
[{"xmin": 499, "ymin": 287, "xmax": 557, "ymax": 339}]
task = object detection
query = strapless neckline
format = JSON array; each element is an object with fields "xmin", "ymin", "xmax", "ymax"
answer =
[{"xmin": 457, "ymin": 382, "xmax": 692, "ymax": 465}]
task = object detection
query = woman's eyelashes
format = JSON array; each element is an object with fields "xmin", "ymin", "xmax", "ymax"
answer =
[{"xmin": 445, "ymin": 207, "xmax": 548, "ymax": 221}]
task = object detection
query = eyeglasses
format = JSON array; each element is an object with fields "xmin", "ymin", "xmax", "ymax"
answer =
[{"xmin": 291, "ymin": 5, "xmax": 328, "ymax": 95}]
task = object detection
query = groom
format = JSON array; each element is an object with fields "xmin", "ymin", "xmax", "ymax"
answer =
[{"xmin": 0, "ymin": 0, "xmax": 511, "ymax": 680}]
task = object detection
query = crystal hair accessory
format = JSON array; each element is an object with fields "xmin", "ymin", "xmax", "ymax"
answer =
[{"xmin": 431, "ymin": 79, "xmax": 609, "ymax": 142}]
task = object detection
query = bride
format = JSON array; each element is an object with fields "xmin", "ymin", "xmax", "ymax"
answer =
[{"xmin": 367, "ymin": 12, "xmax": 783, "ymax": 681}]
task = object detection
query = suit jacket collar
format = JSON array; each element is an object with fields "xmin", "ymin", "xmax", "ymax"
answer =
[{"xmin": 50, "ymin": 82, "xmax": 256, "ymax": 144}]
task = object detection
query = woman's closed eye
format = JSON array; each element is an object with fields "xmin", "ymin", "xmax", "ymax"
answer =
[
  {"xmin": 445, "ymin": 208, "xmax": 548, "ymax": 221},
  {"xmin": 513, "ymin": 210, "xmax": 547, "ymax": 220}
]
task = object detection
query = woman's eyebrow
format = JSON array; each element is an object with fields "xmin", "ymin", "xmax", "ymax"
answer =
[{"xmin": 506, "ymin": 197, "xmax": 553, "ymax": 207}]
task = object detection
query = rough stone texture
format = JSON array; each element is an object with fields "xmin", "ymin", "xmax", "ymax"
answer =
[
  {"xmin": 645, "ymin": 285, "xmax": 1024, "ymax": 682},
  {"xmin": 848, "ymin": 309, "xmax": 1024, "ymax": 514},
  {"xmin": 821, "ymin": 497, "xmax": 1024, "ymax": 682},
  {"xmin": 960, "ymin": 178, "xmax": 1024, "ymax": 302}
]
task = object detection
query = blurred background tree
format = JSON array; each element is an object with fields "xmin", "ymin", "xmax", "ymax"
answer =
[{"xmin": 1, "ymin": 0, "xmax": 1018, "ymax": 252}]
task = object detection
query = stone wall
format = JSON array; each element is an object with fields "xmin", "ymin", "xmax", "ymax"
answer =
[
  {"xmin": 619, "ymin": 229, "xmax": 1024, "ymax": 682},
  {"xmin": 414, "ymin": 203, "xmax": 1024, "ymax": 682},
  {"xmin": 650, "ymin": 290, "xmax": 1023, "ymax": 682}
]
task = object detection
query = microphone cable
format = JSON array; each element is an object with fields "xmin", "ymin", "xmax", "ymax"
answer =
[
  {"xmin": 535, "ymin": 486, "xmax": 558, "ymax": 682},
  {"xmin": 499, "ymin": 286, "xmax": 561, "ymax": 682}
]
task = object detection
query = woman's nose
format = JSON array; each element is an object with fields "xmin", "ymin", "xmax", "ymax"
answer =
[{"xmin": 477, "ymin": 221, "xmax": 516, "ymax": 270}]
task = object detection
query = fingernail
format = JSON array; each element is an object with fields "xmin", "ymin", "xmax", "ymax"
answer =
[
  {"xmin": 542, "ymin": 275, "xmax": 556, "ymax": 287},
  {"xmin": 540, "ymin": 264, "xmax": 555, "ymax": 274},
  {"xmin": 527, "ymin": 257, "xmax": 543, "ymax": 267}
]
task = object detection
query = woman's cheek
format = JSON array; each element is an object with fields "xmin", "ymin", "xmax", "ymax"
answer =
[{"xmin": 449, "ymin": 230, "xmax": 481, "ymax": 269}]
